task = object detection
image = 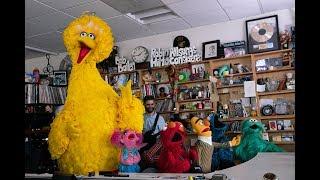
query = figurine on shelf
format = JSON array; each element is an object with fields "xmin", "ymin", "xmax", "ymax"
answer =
[
  {"xmin": 280, "ymin": 30, "xmax": 291, "ymax": 49},
  {"xmin": 142, "ymin": 70, "xmax": 156, "ymax": 84},
  {"xmin": 165, "ymin": 64, "xmax": 176, "ymax": 82},
  {"xmin": 158, "ymin": 87, "xmax": 167, "ymax": 98}
]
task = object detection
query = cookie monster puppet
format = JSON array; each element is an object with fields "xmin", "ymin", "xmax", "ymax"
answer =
[
  {"xmin": 234, "ymin": 119, "xmax": 284, "ymax": 162},
  {"xmin": 208, "ymin": 112, "xmax": 236, "ymax": 171}
]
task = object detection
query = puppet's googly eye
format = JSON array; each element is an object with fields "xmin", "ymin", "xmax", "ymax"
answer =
[
  {"xmin": 88, "ymin": 33, "xmax": 95, "ymax": 40},
  {"xmin": 180, "ymin": 124, "xmax": 183, "ymax": 128},
  {"xmin": 249, "ymin": 119, "xmax": 254, "ymax": 122},
  {"xmin": 80, "ymin": 32, "xmax": 87, "ymax": 37},
  {"xmin": 199, "ymin": 120, "xmax": 204, "ymax": 125}
]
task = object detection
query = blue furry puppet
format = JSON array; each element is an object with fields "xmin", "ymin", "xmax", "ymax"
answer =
[{"xmin": 208, "ymin": 113, "xmax": 235, "ymax": 171}]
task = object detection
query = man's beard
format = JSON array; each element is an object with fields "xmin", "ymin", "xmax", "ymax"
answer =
[{"xmin": 146, "ymin": 107, "xmax": 154, "ymax": 113}]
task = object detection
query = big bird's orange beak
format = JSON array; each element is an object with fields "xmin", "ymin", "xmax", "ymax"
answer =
[{"xmin": 77, "ymin": 42, "xmax": 91, "ymax": 64}]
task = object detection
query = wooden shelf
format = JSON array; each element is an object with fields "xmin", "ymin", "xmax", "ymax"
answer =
[
  {"xmin": 155, "ymin": 97, "xmax": 173, "ymax": 100},
  {"xmin": 256, "ymin": 67, "xmax": 294, "ymax": 74},
  {"xmin": 178, "ymin": 98, "xmax": 210, "ymax": 103},
  {"xmin": 208, "ymin": 54, "xmax": 252, "ymax": 62},
  {"xmin": 257, "ymin": 90, "xmax": 295, "ymax": 96},
  {"xmin": 106, "ymin": 70, "xmax": 139, "ymax": 76},
  {"xmin": 179, "ymin": 108, "xmax": 213, "ymax": 113},
  {"xmin": 267, "ymin": 130, "xmax": 295, "ymax": 133},
  {"xmin": 217, "ymin": 84, "xmax": 243, "ymax": 89},
  {"xmin": 147, "ymin": 81, "xmax": 172, "ymax": 85},
  {"xmin": 159, "ymin": 111, "xmax": 175, "ymax": 114},
  {"xmin": 273, "ymin": 141, "xmax": 295, "ymax": 145},
  {"xmin": 178, "ymin": 79, "xmax": 210, "ymax": 85},
  {"xmin": 220, "ymin": 117, "xmax": 248, "ymax": 122},
  {"xmin": 252, "ymin": 49, "xmax": 292, "ymax": 57},
  {"xmin": 25, "ymin": 128, "xmax": 50, "ymax": 135},
  {"xmin": 176, "ymin": 61, "xmax": 210, "ymax": 70},
  {"xmin": 223, "ymin": 72, "xmax": 253, "ymax": 77},
  {"xmin": 257, "ymin": 115, "xmax": 295, "ymax": 120}
]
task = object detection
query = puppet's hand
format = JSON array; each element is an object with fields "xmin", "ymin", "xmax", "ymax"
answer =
[
  {"xmin": 67, "ymin": 121, "xmax": 80, "ymax": 139},
  {"xmin": 229, "ymin": 135, "xmax": 241, "ymax": 147}
]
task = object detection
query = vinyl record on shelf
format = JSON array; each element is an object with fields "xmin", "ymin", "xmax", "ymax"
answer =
[
  {"xmin": 261, "ymin": 104, "xmax": 274, "ymax": 116},
  {"xmin": 250, "ymin": 22, "xmax": 274, "ymax": 43},
  {"xmin": 173, "ymin": 36, "xmax": 190, "ymax": 48}
]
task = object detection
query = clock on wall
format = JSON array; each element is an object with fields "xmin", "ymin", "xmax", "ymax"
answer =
[{"xmin": 131, "ymin": 46, "xmax": 149, "ymax": 63}]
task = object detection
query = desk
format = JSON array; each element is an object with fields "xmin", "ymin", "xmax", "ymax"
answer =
[{"xmin": 25, "ymin": 152, "xmax": 294, "ymax": 180}]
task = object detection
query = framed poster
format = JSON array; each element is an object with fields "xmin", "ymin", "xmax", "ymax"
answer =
[
  {"xmin": 53, "ymin": 71, "xmax": 67, "ymax": 86},
  {"xmin": 202, "ymin": 40, "xmax": 220, "ymax": 60},
  {"xmin": 246, "ymin": 15, "xmax": 280, "ymax": 54}
]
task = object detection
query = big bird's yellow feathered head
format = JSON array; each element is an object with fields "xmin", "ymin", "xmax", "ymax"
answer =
[{"xmin": 63, "ymin": 12, "xmax": 114, "ymax": 65}]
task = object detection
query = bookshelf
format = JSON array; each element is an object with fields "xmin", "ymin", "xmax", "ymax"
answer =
[
  {"xmin": 25, "ymin": 76, "xmax": 68, "ymax": 173},
  {"xmin": 100, "ymin": 49, "xmax": 295, "ymax": 152}
]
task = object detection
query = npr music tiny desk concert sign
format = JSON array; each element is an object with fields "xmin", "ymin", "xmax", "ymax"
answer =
[
  {"xmin": 150, "ymin": 46, "xmax": 201, "ymax": 68},
  {"xmin": 246, "ymin": 15, "xmax": 280, "ymax": 54}
]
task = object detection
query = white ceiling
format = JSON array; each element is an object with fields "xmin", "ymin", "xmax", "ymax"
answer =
[{"xmin": 25, "ymin": 0, "xmax": 294, "ymax": 59}]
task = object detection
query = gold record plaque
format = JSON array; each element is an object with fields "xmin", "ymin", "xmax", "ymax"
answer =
[
  {"xmin": 246, "ymin": 15, "xmax": 280, "ymax": 53},
  {"xmin": 250, "ymin": 22, "xmax": 274, "ymax": 43}
]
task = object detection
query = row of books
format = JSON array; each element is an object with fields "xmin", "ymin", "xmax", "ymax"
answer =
[
  {"xmin": 155, "ymin": 99, "xmax": 174, "ymax": 112},
  {"xmin": 25, "ymin": 84, "xmax": 67, "ymax": 105},
  {"xmin": 38, "ymin": 85, "xmax": 67, "ymax": 104},
  {"xmin": 142, "ymin": 84, "xmax": 156, "ymax": 97}
]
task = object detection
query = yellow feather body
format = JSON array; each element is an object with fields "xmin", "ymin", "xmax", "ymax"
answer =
[{"xmin": 48, "ymin": 14, "xmax": 144, "ymax": 175}]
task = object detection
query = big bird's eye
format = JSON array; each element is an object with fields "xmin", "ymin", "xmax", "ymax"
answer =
[
  {"xmin": 88, "ymin": 33, "xmax": 95, "ymax": 40},
  {"xmin": 80, "ymin": 32, "xmax": 87, "ymax": 37}
]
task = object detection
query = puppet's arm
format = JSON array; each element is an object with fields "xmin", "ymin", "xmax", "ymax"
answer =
[
  {"xmin": 117, "ymin": 80, "xmax": 144, "ymax": 132},
  {"xmin": 213, "ymin": 135, "xmax": 241, "ymax": 148}
]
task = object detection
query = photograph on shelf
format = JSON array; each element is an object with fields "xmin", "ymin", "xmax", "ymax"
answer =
[
  {"xmin": 157, "ymin": 84, "xmax": 171, "ymax": 98},
  {"xmin": 283, "ymin": 120, "xmax": 293, "ymax": 130},
  {"xmin": 281, "ymin": 134, "xmax": 294, "ymax": 142},
  {"xmin": 268, "ymin": 120, "xmax": 277, "ymax": 131},
  {"xmin": 246, "ymin": 15, "xmax": 280, "ymax": 54},
  {"xmin": 276, "ymin": 120, "xmax": 284, "ymax": 130},
  {"xmin": 53, "ymin": 71, "xmax": 67, "ymax": 86},
  {"xmin": 272, "ymin": 135, "xmax": 282, "ymax": 142},
  {"xmin": 202, "ymin": 40, "xmax": 220, "ymax": 60},
  {"xmin": 222, "ymin": 40, "xmax": 247, "ymax": 58}
]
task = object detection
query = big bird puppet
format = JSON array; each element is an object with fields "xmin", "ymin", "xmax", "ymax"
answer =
[{"xmin": 48, "ymin": 12, "xmax": 144, "ymax": 175}]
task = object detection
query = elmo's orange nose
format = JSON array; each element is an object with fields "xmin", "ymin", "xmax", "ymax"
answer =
[
  {"xmin": 204, "ymin": 120, "xmax": 210, "ymax": 126},
  {"xmin": 168, "ymin": 122, "xmax": 176, "ymax": 128}
]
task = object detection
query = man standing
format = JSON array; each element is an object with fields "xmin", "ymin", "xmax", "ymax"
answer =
[
  {"xmin": 140, "ymin": 96, "xmax": 166, "ymax": 170},
  {"xmin": 143, "ymin": 96, "xmax": 166, "ymax": 136}
]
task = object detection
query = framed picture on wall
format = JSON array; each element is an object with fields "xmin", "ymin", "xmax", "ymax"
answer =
[
  {"xmin": 245, "ymin": 15, "xmax": 280, "ymax": 54},
  {"xmin": 53, "ymin": 71, "xmax": 67, "ymax": 86},
  {"xmin": 202, "ymin": 40, "xmax": 220, "ymax": 60}
]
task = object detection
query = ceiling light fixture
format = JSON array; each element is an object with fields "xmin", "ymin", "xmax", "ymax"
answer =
[
  {"xmin": 25, "ymin": 46, "xmax": 58, "ymax": 56},
  {"xmin": 127, "ymin": 6, "xmax": 179, "ymax": 24}
]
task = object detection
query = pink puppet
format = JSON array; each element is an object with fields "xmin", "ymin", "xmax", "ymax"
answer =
[{"xmin": 111, "ymin": 130, "xmax": 147, "ymax": 173}]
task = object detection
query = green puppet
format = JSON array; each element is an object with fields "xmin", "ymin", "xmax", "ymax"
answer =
[{"xmin": 234, "ymin": 119, "xmax": 284, "ymax": 162}]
